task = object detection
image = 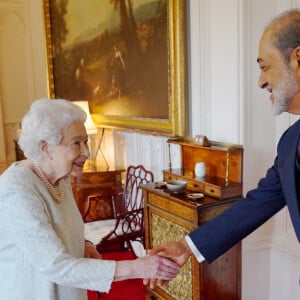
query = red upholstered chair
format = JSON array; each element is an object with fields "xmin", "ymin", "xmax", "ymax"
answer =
[{"xmin": 83, "ymin": 165, "xmax": 154, "ymax": 255}]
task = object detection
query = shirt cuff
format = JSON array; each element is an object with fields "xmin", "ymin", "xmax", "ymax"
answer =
[{"xmin": 185, "ymin": 235, "xmax": 206, "ymax": 263}]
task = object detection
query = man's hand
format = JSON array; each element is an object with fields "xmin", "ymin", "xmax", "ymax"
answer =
[
  {"xmin": 84, "ymin": 241, "xmax": 102, "ymax": 259},
  {"xmin": 147, "ymin": 238, "xmax": 192, "ymax": 266}
]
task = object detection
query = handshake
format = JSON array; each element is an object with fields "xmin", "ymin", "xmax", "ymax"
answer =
[{"xmin": 124, "ymin": 238, "xmax": 193, "ymax": 289}]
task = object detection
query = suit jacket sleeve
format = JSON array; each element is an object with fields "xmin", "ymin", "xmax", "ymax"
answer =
[{"xmin": 188, "ymin": 121, "xmax": 300, "ymax": 263}]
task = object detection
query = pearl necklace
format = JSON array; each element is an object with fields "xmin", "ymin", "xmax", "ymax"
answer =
[{"xmin": 32, "ymin": 161, "xmax": 64, "ymax": 203}]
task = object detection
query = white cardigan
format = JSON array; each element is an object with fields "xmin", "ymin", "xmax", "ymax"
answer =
[{"xmin": 0, "ymin": 163, "xmax": 116, "ymax": 300}]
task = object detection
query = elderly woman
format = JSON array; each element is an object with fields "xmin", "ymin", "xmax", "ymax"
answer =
[{"xmin": 0, "ymin": 99, "xmax": 179, "ymax": 300}]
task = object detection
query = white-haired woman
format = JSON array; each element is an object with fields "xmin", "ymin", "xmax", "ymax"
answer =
[{"xmin": 0, "ymin": 99, "xmax": 179, "ymax": 300}]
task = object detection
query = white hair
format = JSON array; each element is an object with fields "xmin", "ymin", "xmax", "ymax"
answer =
[{"xmin": 18, "ymin": 98, "xmax": 87, "ymax": 161}]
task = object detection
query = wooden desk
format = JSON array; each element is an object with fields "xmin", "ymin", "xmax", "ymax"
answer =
[
  {"xmin": 142, "ymin": 183, "xmax": 241, "ymax": 300},
  {"xmin": 71, "ymin": 170, "xmax": 124, "ymax": 216}
]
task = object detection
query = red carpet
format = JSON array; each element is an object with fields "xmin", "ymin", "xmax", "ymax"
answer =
[{"xmin": 87, "ymin": 251, "xmax": 147, "ymax": 300}]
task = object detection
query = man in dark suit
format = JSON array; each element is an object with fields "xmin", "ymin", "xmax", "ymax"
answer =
[{"xmin": 147, "ymin": 9, "xmax": 300, "ymax": 276}]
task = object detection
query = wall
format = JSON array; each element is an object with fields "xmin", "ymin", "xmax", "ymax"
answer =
[
  {"xmin": 1, "ymin": 0, "xmax": 300, "ymax": 299},
  {"xmin": 0, "ymin": 0, "xmax": 48, "ymax": 172}
]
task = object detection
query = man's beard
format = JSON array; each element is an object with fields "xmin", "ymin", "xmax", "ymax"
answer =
[{"xmin": 272, "ymin": 68, "xmax": 300, "ymax": 115}]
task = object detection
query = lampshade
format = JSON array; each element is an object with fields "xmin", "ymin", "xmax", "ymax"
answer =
[{"xmin": 73, "ymin": 101, "xmax": 97, "ymax": 134}]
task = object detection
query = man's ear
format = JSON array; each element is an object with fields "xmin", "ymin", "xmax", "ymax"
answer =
[
  {"xmin": 291, "ymin": 46, "xmax": 300, "ymax": 76},
  {"xmin": 296, "ymin": 47, "xmax": 300, "ymax": 65}
]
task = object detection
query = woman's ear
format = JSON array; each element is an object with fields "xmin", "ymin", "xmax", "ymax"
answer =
[{"xmin": 38, "ymin": 140, "xmax": 51, "ymax": 160}]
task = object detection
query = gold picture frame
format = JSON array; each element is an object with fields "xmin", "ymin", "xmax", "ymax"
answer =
[{"xmin": 44, "ymin": 0, "xmax": 186, "ymax": 136}]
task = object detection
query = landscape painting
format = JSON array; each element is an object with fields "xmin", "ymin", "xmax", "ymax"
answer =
[{"xmin": 44, "ymin": 0, "xmax": 186, "ymax": 135}]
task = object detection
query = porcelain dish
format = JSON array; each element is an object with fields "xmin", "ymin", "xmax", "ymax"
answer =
[
  {"xmin": 166, "ymin": 180, "xmax": 187, "ymax": 193},
  {"xmin": 187, "ymin": 193, "xmax": 205, "ymax": 200}
]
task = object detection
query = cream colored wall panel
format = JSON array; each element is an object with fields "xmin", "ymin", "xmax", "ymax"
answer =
[
  {"xmin": 118, "ymin": 132, "xmax": 169, "ymax": 181},
  {"xmin": 188, "ymin": 0, "xmax": 243, "ymax": 143},
  {"xmin": 148, "ymin": 135, "xmax": 169, "ymax": 181},
  {"xmin": 112, "ymin": 131, "xmax": 181, "ymax": 181},
  {"xmin": 242, "ymin": 246, "xmax": 271, "ymax": 300},
  {"xmin": 0, "ymin": 95, "xmax": 7, "ymax": 166},
  {"xmin": 187, "ymin": 0, "xmax": 210, "ymax": 138},
  {"xmin": 0, "ymin": 3, "xmax": 31, "ymax": 123},
  {"xmin": 0, "ymin": 0, "xmax": 48, "ymax": 168},
  {"xmin": 209, "ymin": 0, "xmax": 241, "ymax": 143},
  {"xmin": 269, "ymin": 249, "xmax": 300, "ymax": 300},
  {"xmin": 113, "ymin": 130, "xmax": 126, "ymax": 170},
  {"xmin": 27, "ymin": 0, "xmax": 48, "ymax": 99}
]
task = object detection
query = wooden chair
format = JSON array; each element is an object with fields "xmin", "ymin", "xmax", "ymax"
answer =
[
  {"xmin": 83, "ymin": 165, "xmax": 154, "ymax": 255},
  {"xmin": 97, "ymin": 165, "xmax": 154, "ymax": 254},
  {"xmin": 83, "ymin": 193, "xmax": 118, "ymax": 248},
  {"xmin": 82, "ymin": 194, "xmax": 116, "ymax": 223}
]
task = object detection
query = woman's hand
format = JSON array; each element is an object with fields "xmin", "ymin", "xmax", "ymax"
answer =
[
  {"xmin": 84, "ymin": 241, "xmax": 102, "ymax": 259},
  {"xmin": 114, "ymin": 255, "xmax": 180, "ymax": 284}
]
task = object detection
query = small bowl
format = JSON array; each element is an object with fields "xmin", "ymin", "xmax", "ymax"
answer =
[{"xmin": 166, "ymin": 180, "xmax": 187, "ymax": 193}]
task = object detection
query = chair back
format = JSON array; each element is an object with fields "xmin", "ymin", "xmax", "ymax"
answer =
[
  {"xmin": 97, "ymin": 165, "xmax": 154, "ymax": 253},
  {"xmin": 122, "ymin": 165, "xmax": 154, "ymax": 212},
  {"xmin": 82, "ymin": 194, "xmax": 116, "ymax": 223}
]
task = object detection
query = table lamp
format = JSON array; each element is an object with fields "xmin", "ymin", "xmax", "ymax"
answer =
[{"xmin": 73, "ymin": 101, "xmax": 99, "ymax": 171}]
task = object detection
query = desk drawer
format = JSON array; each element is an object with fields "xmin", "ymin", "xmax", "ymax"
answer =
[
  {"xmin": 164, "ymin": 173, "xmax": 177, "ymax": 181},
  {"xmin": 148, "ymin": 194, "xmax": 197, "ymax": 223},
  {"xmin": 204, "ymin": 184, "xmax": 221, "ymax": 198},
  {"xmin": 187, "ymin": 180, "xmax": 204, "ymax": 192}
]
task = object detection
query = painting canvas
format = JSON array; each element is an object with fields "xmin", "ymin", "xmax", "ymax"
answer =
[{"xmin": 45, "ymin": 0, "xmax": 186, "ymax": 136}]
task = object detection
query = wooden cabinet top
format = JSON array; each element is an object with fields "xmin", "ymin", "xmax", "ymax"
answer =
[
  {"xmin": 142, "ymin": 183, "xmax": 239, "ymax": 211},
  {"xmin": 168, "ymin": 138, "xmax": 243, "ymax": 184},
  {"xmin": 71, "ymin": 169, "xmax": 125, "ymax": 185},
  {"xmin": 142, "ymin": 183, "xmax": 241, "ymax": 227}
]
